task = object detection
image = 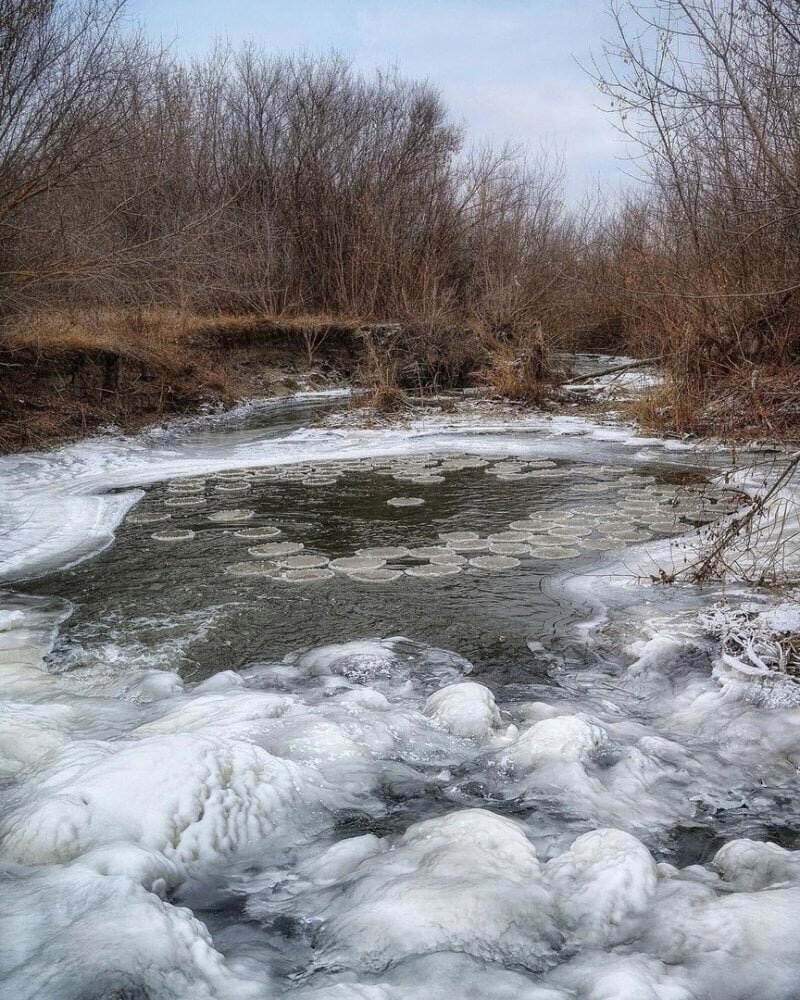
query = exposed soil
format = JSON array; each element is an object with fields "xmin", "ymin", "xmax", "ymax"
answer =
[{"xmin": 0, "ymin": 316, "xmax": 364, "ymax": 453}]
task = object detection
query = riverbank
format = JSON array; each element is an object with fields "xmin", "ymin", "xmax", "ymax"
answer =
[{"xmin": 0, "ymin": 311, "xmax": 364, "ymax": 453}]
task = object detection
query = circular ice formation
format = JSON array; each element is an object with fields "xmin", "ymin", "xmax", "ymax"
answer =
[
  {"xmin": 423, "ymin": 682, "xmax": 502, "ymax": 738},
  {"xmin": 345, "ymin": 568, "xmax": 404, "ymax": 583},
  {"xmin": 225, "ymin": 560, "xmax": 279, "ymax": 577},
  {"xmin": 151, "ymin": 529, "xmax": 195, "ymax": 542},
  {"xmin": 488, "ymin": 462, "xmax": 526, "ymax": 474},
  {"xmin": 304, "ymin": 478, "xmax": 338, "ymax": 486},
  {"xmin": 387, "ymin": 497, "xmax": 425, "ymax": 507},
  {"xmin": 528, "ymin": 545, "xmax": 581, "ymax": 560},
  {"xmin": 509, "ymin": 520, "xmax": 544, "ymax": 533},
  {"xmin": 330, "ymin": 556, "xmax": 386, "ymax": 572},
  {"xmin": 542, "ymin": 512, "xmax": 578, "ymax": 525},
  {"xmin": 575, "ymin": 483, "xmax": 610, "ymax": 494},
  {"xmin": 410, "ymin": 546, "xmax": 460, "ymax": 560},
  {"xmin": 430, "ymin": 553, "xmax": 467, "ymax": 566},
  {"xmin": 547, "ymin": 525, "xmax": 593, "ymax": 538},
  {"xmin": 647, "ymin": 520, "xmax": 678, "ymax": 532},
  {"xmin": 469, "ymin": 555, "xmax": 521, "ymax": 570},
  {"xmin": 521, "ymin": 469, "xmax": 562, "ymax": 480},
  {"xmin": 446, "ymin": 539, "xmax": 490, "ymax": 553},
  {"xmin": 234, "ymin": 526, "xmax": 282, "ymax": 540},
  {"xmin": 207, "ymin": 509, "xmax": 255, "ymax": 522},
  {"xmin": 164, "ymin": 497, "xmax": 204, "ymax": 507},
  {"xmin": 355, "ymin": 546, "xmax": 410, "ymax": 560},
  {"xmin": 279, "ymin": 568, "xmax": 335, "ymax": 583},
  {"xmin": 439, "ymin": 531, "xmax": 480, "ymax": 543},
  {"xmin": 409, "ymin": 475, "xmax": 445, "ymax": 485},
  {"xmin": 249, "ymin": 542, "xmax": 304, "ymax": 557},
  {"xmin": 582, "ymin": 538, "xmax": 619, "ymax": 551},
  {"xmin": 405, "ymin": 563, "xmax": 462, "ymax": 578},
  {"xmin": 489, "ymin": 543, "xmax": 531, "ymax": 557},
  {"xmin": 213, "ymin": 484, "xmax": 250, "ymax": 494},
  {"xmin": 563, "ymin": 514, "xmax": 600, "ymax": 527},
  {"xmin": 574, "ymin": 506, "xmax": 612, "ymax": 517},
  {"xmin": 489, "ymin": 531, "xmax": 531, "ymax": 543},
  {"xmin": 441, "ymin": 458, "xmax": 484, "ymax": 470},
  {"xmin": 167, "ymin": 483, "xmax": 204, "ymax": 494},
  {"xmin": 128, "ymin": 512, "xmax": 171, "ymax": 525},
  {"xmin": 280, "ymin": 554, "xmax": 330, "ymax": 569},
  {"xmin": 457, "ymin": 457, "xmax": 490, "ymax": 468},
  {"xmin": 612, "ymin": 529, "xmax": 651, "ymax": 542},
  {"xmin": 168, "ymin": 477, "xmax": 206, "ymax": 487}
]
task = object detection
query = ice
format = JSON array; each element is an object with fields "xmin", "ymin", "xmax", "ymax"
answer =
[
  {"xmin": 0, "ymin": 863, "xmax": 262, "ymax": 1000},
  {"xmin": 713, "ymin": 839, "xmax": 800, "ymax": 890},
  {"xmin": 546, "ymin": 828, "xmax": 659, "ymax": 948},
  {"xmin": 499, "ymin": 715, "xmax": 607, "ymax": 772},
  {"xmin": 309, "ymin": 810, "xmax": 560, "ymax": 973},
  {"xmin": 0, "ymin": 389, "xmax": 701, "ymax": 585},
  {"xmin": 0, "ymin": 734, "xmax": 347, "ymax": 867},
  {"xmin": 5, "ymin": 391, "xmax": 800, "ymax": 998},
  {"xmin": 423, "ymin": 682, "xmax": 502, "ymax": 738}
]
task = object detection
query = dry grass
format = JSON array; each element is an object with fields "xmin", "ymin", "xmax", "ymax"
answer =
[
  {"xmin": 477, "ymin": 324, "xmax": 556, "ymax": 403},
  {"xmin": 628, "ymin": 365, "xmax": 800, "ymax": 443},
  {"xmin": 2, "ymin": 308, "xmax": 366, "ymax": 358}
]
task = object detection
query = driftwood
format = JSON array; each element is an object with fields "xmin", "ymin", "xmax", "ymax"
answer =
[{"xmin": 562, "ymin": 357, "xmax": 661, "ymax": 386}]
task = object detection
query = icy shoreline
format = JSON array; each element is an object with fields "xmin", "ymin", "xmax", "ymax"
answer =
[{"xmin": 3, "ymin": 388, "xmax": 800, "ymax": 998}]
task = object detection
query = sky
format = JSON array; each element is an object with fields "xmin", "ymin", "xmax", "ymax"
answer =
[{"xmin": 128, "ymin": 0, "xmax": 632, "ymax": 202}]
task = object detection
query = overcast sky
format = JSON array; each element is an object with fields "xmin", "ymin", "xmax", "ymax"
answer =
[{"xmin": 128, "ymin": 0, "xmax": 631, "ymax": 201}]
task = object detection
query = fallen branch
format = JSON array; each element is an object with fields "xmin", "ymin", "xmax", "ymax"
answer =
[{"xmin": 562, "ymin": 357, "xmax": 661, "ymax": 385}]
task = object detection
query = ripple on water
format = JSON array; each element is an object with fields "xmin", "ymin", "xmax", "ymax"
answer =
[
  {"xmin": 225, "ymin": 560, "xmax": 280, "ymax": 577},
  {"xmin": 128, "ymin": 512, "xmax": 172, "ymax": 525},
  {"xmin": 344, "ymin": 568, "xmax": 404, "ymax": 583},
  {"xmin": 164, "ymin": 497, "xmax": 205, "ymax": 507}
]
